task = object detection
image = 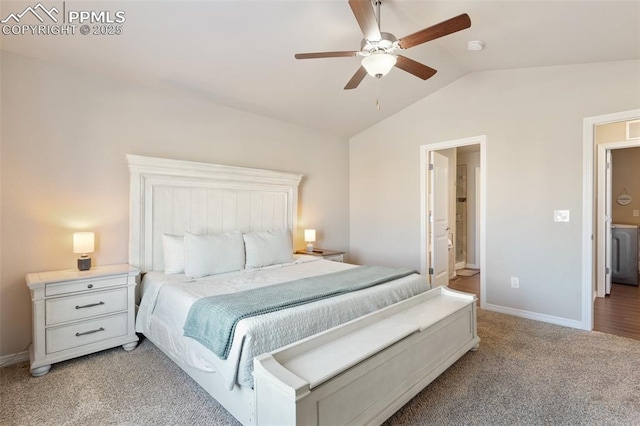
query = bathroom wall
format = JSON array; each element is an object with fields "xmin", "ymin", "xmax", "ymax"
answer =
[
  {"xmin": 612, "ymin": 146, "xmax": 640, "ymax": 225},
  {"xmin": 457, "ymin": 149, "xmax": 481, "ymax": 268}
]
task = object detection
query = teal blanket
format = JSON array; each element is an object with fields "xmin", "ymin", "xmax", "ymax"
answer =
[{"xmin": 183, "ymin": 265, "xmax": 417, "ymax": 360}]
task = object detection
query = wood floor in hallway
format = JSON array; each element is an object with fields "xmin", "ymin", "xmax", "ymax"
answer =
[
  {"xmin": 594, "ymin": 282, "xmax": 640, "ymax": 341},
  {"xmin": 447, "ymin": 271, "xmax": 479, "ymax": 299}
]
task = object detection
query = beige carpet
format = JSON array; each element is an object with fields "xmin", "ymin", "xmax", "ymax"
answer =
[{"xmin": 2, "ymin": 309, "xmax": 640, "ymax": 425}]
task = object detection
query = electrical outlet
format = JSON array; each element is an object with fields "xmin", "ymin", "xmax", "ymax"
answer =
[
  {"xmin": 510, "ymin": 277, "xmax": 520, "ymax": 288},
  {"xmin": 633, "ymin": 209, "xmax": 640, "ymax": 217}
]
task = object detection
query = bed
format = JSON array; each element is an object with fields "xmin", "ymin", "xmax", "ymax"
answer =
[{"xmin": 128, "ymin": 154, "xmax": 479, "ymax": 425}]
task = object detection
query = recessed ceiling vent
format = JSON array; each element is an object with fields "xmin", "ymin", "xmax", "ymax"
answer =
[{"xmin": 467, "ymin": 40, "xmax": 484, "ymax": 51}]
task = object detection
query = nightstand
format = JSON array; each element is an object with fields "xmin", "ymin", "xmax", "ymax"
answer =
[
  {"xmin": 296, "ymin": 249, "xmax": 345, "ymax": 262},
  {"xmin": 26, "ymin": 264, "xmax": 139, "ymax": 377}
]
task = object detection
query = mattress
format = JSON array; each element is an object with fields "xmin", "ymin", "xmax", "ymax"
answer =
[{"xmin": 136, "ymin": 255, "xmax": 429, "ymax": 389}]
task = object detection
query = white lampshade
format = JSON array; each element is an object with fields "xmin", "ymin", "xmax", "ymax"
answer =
[
  {"xmin": 361, "ymin": 52, "xmax": 397, "ymax": 78},
  {"xmin": 304, "ymin": 229, "xmax": 316, "ymax": 252},
  {"xmin": 73, "ymin": 232, "xmax": 95, "ymax": 255},
  {"xmin": 304, "ymin": 229, "xmax": 316, "ymax": 243}
]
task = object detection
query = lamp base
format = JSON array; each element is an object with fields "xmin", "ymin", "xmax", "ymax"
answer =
[
  {"xmin": 306, "ymin": 243, "xmax": 314, "ymax": 252},
  {"xmin": 77, "ymin": 256, "xmax": 92, "ymax": 271}
]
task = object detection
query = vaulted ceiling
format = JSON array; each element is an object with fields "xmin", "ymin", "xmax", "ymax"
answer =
[{"xmin": 2, "ymin": 0, "xmax": 639, "ymax": 137}]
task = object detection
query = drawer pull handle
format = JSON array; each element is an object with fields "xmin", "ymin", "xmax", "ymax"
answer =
[
  {"xmin": 87, "ymin": 284, "xmax": 93, "ymax": 289},
  {"xmin": 76, "ymin": 327, "xmax": 105, "ymax": 337},
  {"xmin": 75, "ymin": 301, "xmax": 105, "ymax": 309}
]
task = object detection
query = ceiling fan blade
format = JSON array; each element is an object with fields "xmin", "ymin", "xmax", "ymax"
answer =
[
  {"xmin": 398, "ymin": 13, "xmax": 471, "ymax": 49},
  {"xmin": 344, "ymin": 66, "xmax": 368, "ymax": 90},
  {"xmin": 395, "ymin": 55, "xmax": 437, "ymax": 80},
  {"xmin": 349, "ymin": 0, "xmax": 381, "ymax": 41},
  {"xmin": 295, "ymin": 51, "xmax": 358, "ymax": 59}
]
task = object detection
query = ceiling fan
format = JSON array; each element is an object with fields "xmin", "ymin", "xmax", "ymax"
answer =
[{"xmin": 295, "ymin": 0, "xmax": 471, "ymax": 90}]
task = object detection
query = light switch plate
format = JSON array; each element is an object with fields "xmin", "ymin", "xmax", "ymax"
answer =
[
  {"xmin": 554, "ymin": 210, "xmax": 570, "ymax": 222},
  {"xmin": 633, "ymin": 210, "xmax": 640, "ymax": 217}
]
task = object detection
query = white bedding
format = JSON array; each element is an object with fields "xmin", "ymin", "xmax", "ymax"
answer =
[{"xmin": 136, "ymin": 255, "xmax": 428, "ymax": 389}]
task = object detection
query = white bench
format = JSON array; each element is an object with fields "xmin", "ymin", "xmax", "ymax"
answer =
[{"xmin": 254, "ymin": 286, "xmax": 480, "ymax": 425}]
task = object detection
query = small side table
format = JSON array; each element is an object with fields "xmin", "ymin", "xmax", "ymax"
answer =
[
  {"xmin": 26, "ymin": 264, "xmax": 139, "ymax": 376},
  {"xmin": 296, "ymin": 249, "xmax": 345, "ymax": 262}
]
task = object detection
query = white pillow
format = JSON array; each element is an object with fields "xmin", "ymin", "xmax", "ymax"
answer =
[
  {"xmin": 161, "ymin": 234, "xmax": 184, "ymax": 274},
  {"xmin": 184, "ymin": 231, "xmax": 245, "ymax": 278},
  {"xmin": 243, "ymin": 229, "xmax": 293, "ymax": 268}
]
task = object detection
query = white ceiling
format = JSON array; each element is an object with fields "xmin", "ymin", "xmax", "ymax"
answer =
[{"xmin": 2, "ymin": 0, "xmax": 640, "ymax": 137}]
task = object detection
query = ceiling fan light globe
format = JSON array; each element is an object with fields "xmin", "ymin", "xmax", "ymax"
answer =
[{"xmin": 362, "ymin": 53, "xmax": 397, "ymax": 78}]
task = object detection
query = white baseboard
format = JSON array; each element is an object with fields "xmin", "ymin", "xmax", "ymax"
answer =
[
  {"xmin": 465, "ymin": 263, "xmax": 479, "ymax": 270},
  {"xmin": 484, "ymin": 303, "xmax": 584, "ymax": 330},
  {"xmin": 0, "ymin": 350, "xmax": 30, "ymax": 368}
]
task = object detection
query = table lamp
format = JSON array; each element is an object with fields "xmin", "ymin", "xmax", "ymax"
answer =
[
  {"xmin": 73, "ymin": 232, "xmax": 94, "ymax": 271},
  {"xmin": 304, "ymin": 229, "xmax": 316, "ymax": 252}
]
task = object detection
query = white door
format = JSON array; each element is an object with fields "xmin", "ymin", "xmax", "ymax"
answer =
[
  {"xmin": 429, "ymin": 151, "xmax": 450, "ymax": 287},
  {"xmin": 597, "ymin": 146, "xmax": 612, "ymax": 297},
  {"xmin": 605, "ymin": 149, "xmax": 613, "ymax": 295}
]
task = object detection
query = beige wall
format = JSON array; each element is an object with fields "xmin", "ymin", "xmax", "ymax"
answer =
[
  {"xmin": 0, "ymin": 52, "xmax": 350, "ymax": 358},
  {"xmin": 350, "ymin": 60, "xmax": 640, "ymax": 323},
  {"xmin": 612, "ymin": 147, "xmax": 640, "ymax": 225}
]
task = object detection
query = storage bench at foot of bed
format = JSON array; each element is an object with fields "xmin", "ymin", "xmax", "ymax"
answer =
[{"xmin": 254, "ymin": 286, "xmax": 479, "ymax": 426}]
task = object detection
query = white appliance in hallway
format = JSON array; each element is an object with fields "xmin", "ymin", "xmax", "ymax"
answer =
[{"xmin": 611, "ymin": 224, "xmax": 639, "ymax": 286}]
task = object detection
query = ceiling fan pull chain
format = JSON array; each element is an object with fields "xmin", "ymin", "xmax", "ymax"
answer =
[{"xmin": 376, "ymin": 78, "xmax": 381, "ymax": 110}]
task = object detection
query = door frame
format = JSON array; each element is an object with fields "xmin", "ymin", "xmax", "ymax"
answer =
[
  {"xmin": 474, "ymin": 166, "xmax": 481, "ymax": 270},
  {"xmin": 582, "ymin": 108, "xmax": 640, "ymax": 330},
  {"xmin": 420, "ymin": 135, "xmax": 487, "ymax": 308},
  {"xmin": 596, "ymin": 143, "xmax": 640, "ymax": 297}
]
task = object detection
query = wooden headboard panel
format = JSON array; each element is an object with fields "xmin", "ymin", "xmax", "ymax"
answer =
[{"xmin": 127, "ymin": 155, "xmax": 303, "ymax": 273}]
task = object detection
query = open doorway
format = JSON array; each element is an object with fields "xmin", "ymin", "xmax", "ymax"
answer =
[
  {"xmin": 450, "ymin": 146, "xmax": 482, "ymax": 298},
  {"xmin": 455, "ymin": 145, "xmax": 481, "ymax": 272},
  {"xmin": 582, "ymin": 109, "xmax": 640, "ymax": 334},
  {"xmin": 593, "ymin": 129, "xmax": 640, "ymax": 339},
  {"xmin": 420, "ymin": 136, "xmax": 486, "ymax": 308}
]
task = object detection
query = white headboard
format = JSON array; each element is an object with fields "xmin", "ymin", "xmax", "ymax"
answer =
[{"xmin": 127, "ymin": 155, "xmax": 303, "ymax": 273}]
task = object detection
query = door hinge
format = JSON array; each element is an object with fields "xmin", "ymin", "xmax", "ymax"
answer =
[
  {"xmin": 606, "ymin": 267, "xmax": 610, "ymax": 275},
  {"xmin": 429, "ymin": 163, "xmax": 434, "ymax": 171},
  {"xmin": 429, "ymin": 267, "xmax": 434, "ymax": 275}
]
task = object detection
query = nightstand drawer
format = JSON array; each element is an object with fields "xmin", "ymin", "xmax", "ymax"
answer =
[
  {"xmin": 45, "ymin": 275, "xmax": 127, "ymax": 297},
  {"xmin": 45, "ymin": 288, "xmax": 127, "ymax": 326},
  {"xmin": 46, "ymin": 313, "xmax": 128, "ymax": 354}
]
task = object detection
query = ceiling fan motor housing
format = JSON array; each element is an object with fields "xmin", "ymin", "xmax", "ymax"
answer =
[{"xmin": 360, "ymin": 32, "xmax": 398, "ymax": 55}]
